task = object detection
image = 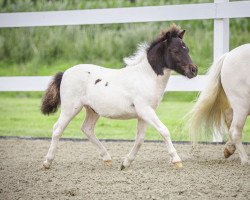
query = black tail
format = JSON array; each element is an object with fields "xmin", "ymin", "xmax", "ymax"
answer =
[{"xmin": 41, "ymin": 72, "xmax": 64, "ymax": 115}]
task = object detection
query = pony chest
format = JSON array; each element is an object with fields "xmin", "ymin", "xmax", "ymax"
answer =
[
  {"xmin": 150, "ymin": 89, "xmax": 165, "ymax": 109},
  {"xmin": 139, "ymin": 80, "xmax": 166, "ymax": 108}
]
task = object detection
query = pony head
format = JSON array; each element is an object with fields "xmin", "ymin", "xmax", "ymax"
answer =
[{"xmin": 147, "ymin": 24, "xmax": 198, "ymax": 78}]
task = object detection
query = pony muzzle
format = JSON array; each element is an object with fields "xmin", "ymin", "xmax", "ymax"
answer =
[{"xmin": 185, "ymin": 64, "xmax": 198, "ymax": 78}]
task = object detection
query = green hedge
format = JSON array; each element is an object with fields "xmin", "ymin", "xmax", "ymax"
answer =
[{"xmin": 0, "ymin": 0, "xmax": 249, "ymax": 76}]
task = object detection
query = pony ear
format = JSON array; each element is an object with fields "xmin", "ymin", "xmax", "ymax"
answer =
[
  {"xmin": 178, "ymin": 30, "xmax": 186, "ymax": 39},
  {"xmin": 164, "ymin": 31, "xmax": 171, "ymax": 41}
]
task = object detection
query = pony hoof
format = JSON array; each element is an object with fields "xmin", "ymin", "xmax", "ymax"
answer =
[
  {"xmin": 224, "ymin": 148, "xmax": 233, "ymax": 158},
  {"xmin": 43, "ymin": 161, "xmax": 51, "ymax": 169},
  {"xmin": 120, "ymin": 160, "xmax": 130, "ymax": 170},
  {"xmin": 120, "ymin": 164, "xmax": 126, "ymax": 171},
  {"xmin": 173, "ymin": 162, "xmax": 183, "ymax": 168},
  {"xmin": 103, "ymin": 160, "xmax": 112, "ymax": 166}
]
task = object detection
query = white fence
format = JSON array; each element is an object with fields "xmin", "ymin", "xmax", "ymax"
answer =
[
  {"xmin": 0, "ymin": 1, "xmax": 250, "ymax": 141},
  {"xmin": 0, "ymin": 0, "xmax": 250, "ymax": 92},
  {"xmin": 0, "ymin": 75, "xmax": 208, "ymax": 92}
]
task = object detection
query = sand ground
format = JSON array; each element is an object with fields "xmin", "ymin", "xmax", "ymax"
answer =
[{"xmin": 0, "ymin": 138, "xmax": 249, "ymax": 200}]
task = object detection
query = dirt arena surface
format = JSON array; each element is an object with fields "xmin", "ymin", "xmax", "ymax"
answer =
[{"xmin": 0, "ymin": 138, "xmax": 249, "ymax": 200}]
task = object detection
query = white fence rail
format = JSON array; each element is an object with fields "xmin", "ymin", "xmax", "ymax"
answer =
[
  {"xmin": 0, "ymin": 1, "xmax": 249, "ymax": 27},
  {"xmin": 0, "ymin": 75, "xmax": 208, "ymax": 92}
]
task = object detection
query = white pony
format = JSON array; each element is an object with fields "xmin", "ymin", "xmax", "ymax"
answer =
[
  {"xmin": 41, "ymin": 25, "xmax": 198, "ymax": 169},
  {"xmin": 189, "ymin": 44, "xmax": 250, "ymax": 165}
]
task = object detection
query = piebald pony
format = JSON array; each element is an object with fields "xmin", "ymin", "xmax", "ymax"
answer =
[{"xmin": 41, "ymin": 25, "xmax": 197, "ymax": 170}]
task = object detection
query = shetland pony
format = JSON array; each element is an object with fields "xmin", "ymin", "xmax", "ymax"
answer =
[
  {"xmin": 189, "ymin": 44, "xmax": 250, "ymax": 165},
  {"xmin": 41, "ymin": 25, "xmax": 197, "ymax": 169}
]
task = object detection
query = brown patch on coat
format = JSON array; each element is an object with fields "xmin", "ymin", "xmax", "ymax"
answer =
[{"xmin": 95, "ymin": 79, "xmax": 102, "ymax": 84}]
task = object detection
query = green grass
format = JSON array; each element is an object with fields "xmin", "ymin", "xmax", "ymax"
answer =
[{"xmin": 0, "ymin": 95, "xmax": 249, "ymax": 142}]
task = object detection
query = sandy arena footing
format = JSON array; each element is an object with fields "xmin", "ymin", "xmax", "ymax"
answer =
[{"xmin": 0, "ymin": 139, "xmax": 249, "ymax": 200}]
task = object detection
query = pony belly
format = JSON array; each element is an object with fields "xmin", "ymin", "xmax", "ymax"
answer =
[
  {"xmin": 90, "ymin": 103, "xmax": 138, "ymax": 119},
  {"xmin": 103, "ymin": 112, "xmax": 138, "ymax": 120},
  {"xmin": 86, "ymin": 93, "xmax": 137, "ymax": 119}
]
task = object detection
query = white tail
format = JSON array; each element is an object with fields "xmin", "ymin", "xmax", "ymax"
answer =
[{"xmin": 189, "ymin": 53, "xmax": 230, "ymax": 143}]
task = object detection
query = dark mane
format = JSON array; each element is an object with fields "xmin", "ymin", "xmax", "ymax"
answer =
[
  {"xmin": 162, "ymin": 24, "xmax": 182, "ymax": 38},
  {"xmin": 147, "ymin": 24, "xmax": 182, "ymax": 53}
]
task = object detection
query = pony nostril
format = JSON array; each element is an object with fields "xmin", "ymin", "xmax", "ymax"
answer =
[{"xmin": 190, "ymin": 66, "xmax": 197, "ymax": 75}]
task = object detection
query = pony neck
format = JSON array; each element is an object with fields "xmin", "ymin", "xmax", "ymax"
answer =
[{"xmin": 124, "ymin": 43, "xmax": 172, "ymax": 87}]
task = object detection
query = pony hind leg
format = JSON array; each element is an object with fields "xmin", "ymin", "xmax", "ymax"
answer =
[
  {"xmin": 81, "ymin": 106, "xmax": 112, "ymax": 165},
  {"xmin": 43, "ymin": 103, "xmax": 83, "ymax": 169},
  {"xmin": 121, "ymin": 119, "xmax": 147, "ymax": 170},
  {"xmin": 229, "ymin": 109, "xmax": 249, "ymax": 164},
  {"xmin": 224, "ymin": 108, "xmax": 236, "ymax": 158}
]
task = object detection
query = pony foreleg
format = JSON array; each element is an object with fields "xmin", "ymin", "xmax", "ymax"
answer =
[
  {"xmin": 121, "ymin": 119, "xmax": 147, "ymax": 170},
  {"xmin": 82, "ymin": 107, "xmax": 112, "ymax": 165},
  {"xmin": 135, "ymin": 104, "xmax": 182, "ymax": 168}
]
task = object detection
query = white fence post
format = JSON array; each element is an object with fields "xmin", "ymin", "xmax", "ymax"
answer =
[
  {"xmin": 213, "ymin": 0, "xmax": 229, "ymax": 142},
  {"xmin": 213, "ymin": 0, "xmax": 229, "ymax": 61}
]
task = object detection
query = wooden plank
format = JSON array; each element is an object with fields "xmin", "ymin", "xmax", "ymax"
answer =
[
  {"xmin": 0, "ymin": 75, "xmax": 207, "ymax": 92},
  {"xmin": 165, "ymin": 75, "xmax": 207, "ymax": 92},
  {"xmin": 216, "ymin": 1, "xmax": 250, "ymax": 18},
  {"xmin": 0, "ymin": 76, "xmax": 52, "ymax": 91},
  {"xmin": 1, "ymin": 2, "xmax": 249, "ymax": 28},
  {"xmin": 0, "ymin": 3, "xmax": 215, "ymax": 28}
]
